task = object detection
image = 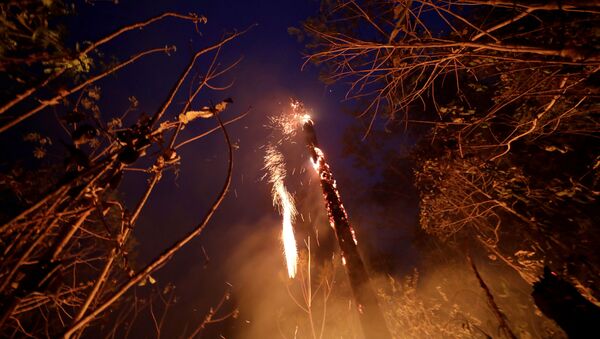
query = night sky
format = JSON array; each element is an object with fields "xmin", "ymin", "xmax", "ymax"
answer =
[{"xmin": 52, "ymin": 0, "xmax": 415, "ymax": 337}]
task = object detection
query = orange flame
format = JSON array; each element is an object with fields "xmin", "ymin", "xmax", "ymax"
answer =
[
  {"xmin": 304, "ymin": 135, "xmax": 359, "ymax": 246},
  {"xmin": 265, "ymin": 145, "xmax": 298, "ymax": 278}
]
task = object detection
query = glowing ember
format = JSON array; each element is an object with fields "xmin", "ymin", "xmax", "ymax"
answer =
[
  {"xmin": 268, "ymin": 101, "xmax": 306, "ymax": 138},
  {"xmin": 264, "ymin": 145, "xmax": 298, "ymax": 278},
  {"xmin": 301, "ymin": 113, "xmax": 312, "ymax": 125},
  {"xmin": 293, "ymin": 99, "xmax": 390, "ymax": 338}
]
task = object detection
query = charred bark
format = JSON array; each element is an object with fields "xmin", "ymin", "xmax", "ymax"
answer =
[{"xmin": 303, "ymin": 119, "xmax": 391, "ymax": 339}]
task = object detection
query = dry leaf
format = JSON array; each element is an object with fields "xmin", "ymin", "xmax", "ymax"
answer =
[{"xmin": 178, "ymin": 108, "xmax": 213, "ymax": 124}]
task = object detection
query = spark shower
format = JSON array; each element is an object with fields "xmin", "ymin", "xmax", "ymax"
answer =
[{"xmin": 264, "ymin": 101, "xmax": 391, "ymax": 338}]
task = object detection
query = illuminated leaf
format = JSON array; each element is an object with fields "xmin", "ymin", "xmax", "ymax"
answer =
[{"xmin": 179, "ymin": 108, "xmax": 213, "ymax": 124}]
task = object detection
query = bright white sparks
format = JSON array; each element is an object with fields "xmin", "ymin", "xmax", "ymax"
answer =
[
  {"xmin": 262, "ymin": 100, "xmax": 315, "ymax": 279},
  {"xmin": 264, "ymin": 145, "xmax": 298, "ymax": 278},
  {"xmin": 269, "ymin": 100, "xmax": 312, "ymax": 139}
]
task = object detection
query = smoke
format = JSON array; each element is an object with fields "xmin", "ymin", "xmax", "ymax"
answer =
[
  {"xmin": 372, "ymin": 260, "xmax": 563, "ymax": 339},
  {"xmin": 215, "ymin": 103, "xmax": 563, "ymax": 339},
  {"xmin": 219, "ymin": 209, "xmax": 563, "ymax": 339},
  {"xmin": 224, "ymin": 215, "xmax": 364, "ymax": 339}
]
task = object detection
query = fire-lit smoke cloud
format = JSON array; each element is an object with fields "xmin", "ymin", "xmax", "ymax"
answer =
[{"xmin": 264, "ymin": 145, "xmax": 298, "ymax": 278}]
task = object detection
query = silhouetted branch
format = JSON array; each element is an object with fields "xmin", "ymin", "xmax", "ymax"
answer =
[{"xmin": 468, "ymin": 255, "xmax": 517, "ymax": 339}]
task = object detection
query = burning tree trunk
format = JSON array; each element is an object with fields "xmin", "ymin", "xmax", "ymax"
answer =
[{"xmin": 301, "ymin": 116, "xmax": 391, "ymax": 339}]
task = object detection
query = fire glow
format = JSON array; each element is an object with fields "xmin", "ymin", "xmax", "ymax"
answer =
[
  {"xmin": 296, "ymin": 107, "xmax": 358, "ymax": 246},
  {"xmin": 265, "ymin": 100, "xmax": 390, "ymax": 337},
  {"xmin": 262, "ymin": 100, "xmax": 312, "ymax": 279},
  {"xmin": 295, "ymin": 101, "xmax": 390, "ymax": 338},
  {"xmin": 264, "ymin": 145, "xmax": 298, "ymax": 278},
  {"xmin": 265, "ymin": 100, "xmax": 361, "ymax": 279}
]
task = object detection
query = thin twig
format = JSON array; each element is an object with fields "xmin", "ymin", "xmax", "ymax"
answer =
[
  {"xmin": 63, "ymin": 111, "xmax": 234, "ymax": 338},
  {"xmin": 467, "ymin": 255, "xmax": 517, "ymax": 339}
]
